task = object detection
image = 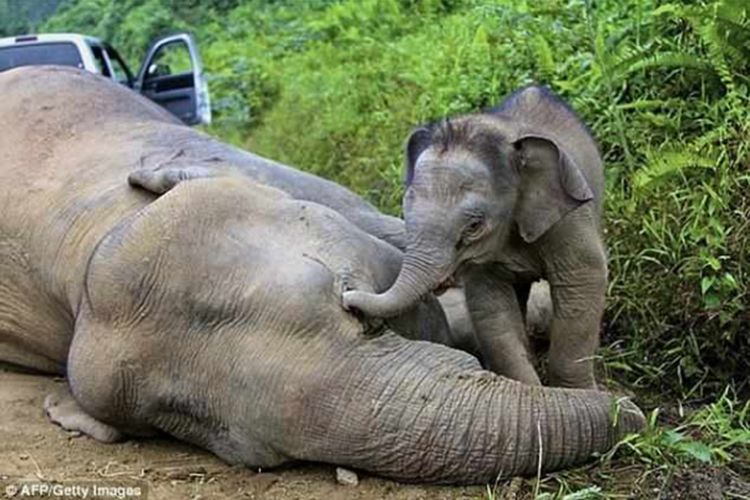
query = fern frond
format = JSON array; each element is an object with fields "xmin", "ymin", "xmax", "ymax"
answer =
[
  {"xmin": 711, "ymin": 16, "xmax": 750, "ymax": 63},
  {"xmin": 620, "ymin": 51, "xmax": 717, "ymax": 77},
  {"xmin": 532, "ymin": 33, "xmax": 555, "ymax": 80},
  {"xmin": 633, "ymin": 150, "xmax": 717, "ymax": 191},
  {"xmin": 616, "ymin": 99, "xmax": 684, "ymax": 111},
  {"xmin": 649, "ymin": 0, "xmax": 749, "ymax": 92}
]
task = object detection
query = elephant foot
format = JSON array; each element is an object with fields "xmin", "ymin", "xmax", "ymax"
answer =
[
  {"xmin": 547, "ymin": 356, "xmax": 598, "ymax": 389},
  {"xmin": 44, "ymin": 388, "xmax": 123, "ymax": 443},
  {"xmin": 500, "ymin": 361, "xmax": 543, "ymax": 386},
  {"xmin": 547, "ymin": 371, "xmax": 598, "ymax": 390}
]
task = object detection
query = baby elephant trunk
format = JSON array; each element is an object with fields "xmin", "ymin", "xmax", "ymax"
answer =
[{"xmin": 343, "ymin": 247, "xmax": 454, "ymax": 318}]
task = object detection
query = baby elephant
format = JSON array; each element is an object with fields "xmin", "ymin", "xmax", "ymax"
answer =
[{"xmin": 344, "ymin": 86, "xmax": 606, "ymax": 389}]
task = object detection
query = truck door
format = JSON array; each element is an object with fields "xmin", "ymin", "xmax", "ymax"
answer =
[{"xmin": 135, "ymin": 33, "xmax": 211, "ymax": 125}]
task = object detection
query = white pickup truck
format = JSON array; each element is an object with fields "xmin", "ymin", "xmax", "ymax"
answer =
[{"xmin": 0, "ymin": 32, "xmax": 211, "ymax": 125}]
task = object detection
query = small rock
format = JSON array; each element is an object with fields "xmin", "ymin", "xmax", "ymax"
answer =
[{"xmin": 335, "ymin": 467, "xmax": 359, "ymax": 486}]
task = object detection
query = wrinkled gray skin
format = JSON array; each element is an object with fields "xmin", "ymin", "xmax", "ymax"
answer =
[
  {"xmin": 0, "ymin": 68, "xmax": 644, "ymax": 484},
  {"xmin": 344, "ymin": 87, "xmax": 606, "ymax": 389},
  {"xmin": 125, "ymin": 130, "xmax": 406, "ymax": 252}
]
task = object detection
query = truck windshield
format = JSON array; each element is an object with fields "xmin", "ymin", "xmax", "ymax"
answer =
[{"xmin": 0, "ymin": 42, "xmax": 83, "ymax": 72}]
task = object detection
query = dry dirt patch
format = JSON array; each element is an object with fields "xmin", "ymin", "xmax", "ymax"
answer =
[{"xmin": 0, "ymin": 371, "xmax": 487, "ymax": 499}]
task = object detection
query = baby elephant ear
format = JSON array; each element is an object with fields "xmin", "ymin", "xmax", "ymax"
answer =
[
  {"xmin": 514, "ymin": 134, "xmax": 594, "ymax": 243},
  {"xmin": 404, "ymin": 127, "xmax": 432, "ymax": 186}
]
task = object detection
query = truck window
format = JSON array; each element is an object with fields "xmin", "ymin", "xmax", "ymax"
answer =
[
  {"xmin": 104, "ymin": 46, "xmax": 132, "ymax": 86},
  {"xmin": 0, "ymin": 42, "xmax": 83, "ymax": 72},
  {"xmin": 144, "ymin": 41, "xmax": 193, "ymax": 81},
  {"xmin": 89, "ymin": 44, "xmax": 111, "ymax": 77}
]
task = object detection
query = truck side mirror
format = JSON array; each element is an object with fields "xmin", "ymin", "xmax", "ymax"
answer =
[{"xmin": 146, "ymin": 62, "xmax": 172, "ymax": 79}]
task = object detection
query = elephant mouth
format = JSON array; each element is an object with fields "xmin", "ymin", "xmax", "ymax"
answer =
[{"xmin": 432, "ymin": 275, "xmax": 457, "ymax": 296}]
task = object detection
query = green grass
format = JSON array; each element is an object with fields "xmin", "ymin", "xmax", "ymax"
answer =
[
  {"xmin": 231, "ymin": 0, "xmax": 748, "ymax": 399},
  {"xmin": 481, "ymin": 387, "xmax": 750, "ymax": 498}
]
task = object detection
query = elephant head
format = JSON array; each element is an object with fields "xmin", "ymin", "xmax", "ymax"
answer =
[{"xmin": 343, "ymin": 86, "xmax": 597, "ymax": 317}]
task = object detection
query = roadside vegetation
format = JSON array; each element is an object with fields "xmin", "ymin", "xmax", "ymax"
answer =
[{"xmin": 4, "ymin": 0, "xmax": 748, "ymax": 496}]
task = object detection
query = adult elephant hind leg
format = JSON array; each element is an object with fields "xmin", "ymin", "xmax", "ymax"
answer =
[{"xmin": 44, "ymin": 385, "xmax": 122, "ymax": 443}]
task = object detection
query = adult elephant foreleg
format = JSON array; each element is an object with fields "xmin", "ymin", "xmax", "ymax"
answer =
[
  {"xmin": 44, "ymin": 385, "xmax": 123, "ymax": 442},
  {"xmin": 464, "ymin": 267, "xmax": 541, "ymax": 385}
]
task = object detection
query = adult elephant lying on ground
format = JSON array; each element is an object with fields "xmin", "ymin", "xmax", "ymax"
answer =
[{"xmin": 0, "ymin": 67, "xmax": 644, "ymax": 484}]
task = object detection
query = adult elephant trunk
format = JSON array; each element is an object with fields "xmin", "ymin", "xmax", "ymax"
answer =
[
  {"xmin": 343, "ymin": 227, "xmax": 455, "ymax": 318},
  {"xmin": 286, "ymin": 334, "xmax": 645, "ymax": 484}
]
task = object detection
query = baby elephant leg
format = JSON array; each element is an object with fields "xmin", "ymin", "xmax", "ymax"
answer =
[
  {"xmin": 44, "ymin": 386, "xmax": 123, "ymax": 443},
  {"xmin": 465, "ymin": 271, "xmax": 541, "ymax": 385}
]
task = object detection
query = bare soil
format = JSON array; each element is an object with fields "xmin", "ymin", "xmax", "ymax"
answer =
[{"xmin": 0, "ymin": 371, "xmax": 487, "ymax": 499}]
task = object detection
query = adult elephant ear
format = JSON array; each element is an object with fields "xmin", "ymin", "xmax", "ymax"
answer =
[
  {"xmin": 404, "ymin": 126, "xmax": 433, "ymax": 186},
  {"xmin": 513, "ymin": 133, "xmax": 594, "ymax": 243}
]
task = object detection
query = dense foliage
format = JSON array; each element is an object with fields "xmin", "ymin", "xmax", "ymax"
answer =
[
  {"xmin": 0, "ymin": 0, "xmax": 63, "ymax": 36},
  {"xmin": 8, "ymin": 0, "xmax": 748, "ymax": 399}
]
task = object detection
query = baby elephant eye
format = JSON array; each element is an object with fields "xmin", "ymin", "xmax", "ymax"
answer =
[{"xmin": 463, "ymin": 216, "xmax": 485, "ymax": 238}]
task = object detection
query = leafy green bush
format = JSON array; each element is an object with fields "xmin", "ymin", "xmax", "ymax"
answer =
[{"xmin": 42, "ymin": 0, "xmax": 749, "ymax": 398}]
